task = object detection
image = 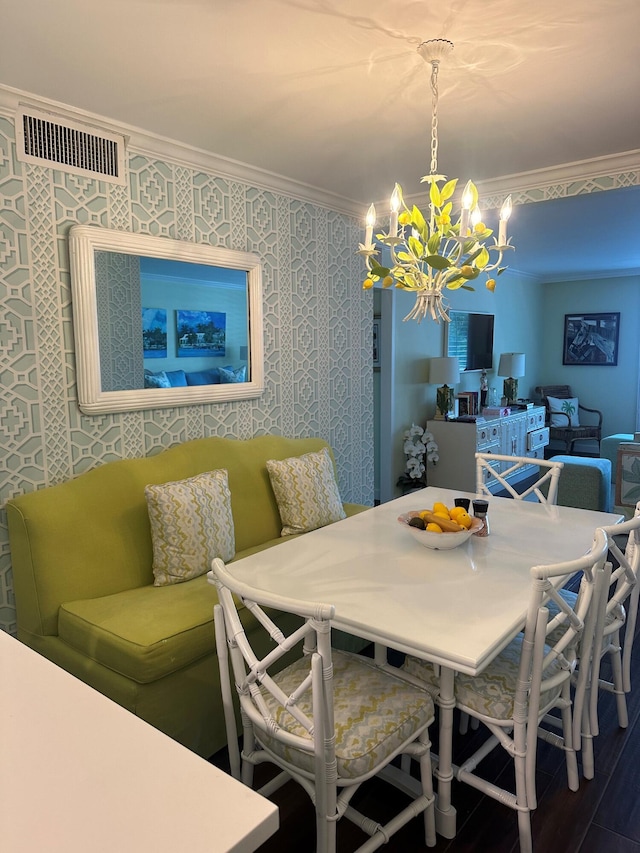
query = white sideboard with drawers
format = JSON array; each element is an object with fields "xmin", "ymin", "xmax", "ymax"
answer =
[{"xmin": 426, "ymin": 406, "xmax": 549, "ymax": 493}]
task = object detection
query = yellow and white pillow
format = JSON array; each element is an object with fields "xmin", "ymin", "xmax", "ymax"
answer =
[
  {"xmin": 145, "ymin": 469, "xmax": 235, "ymax": 586},
  {"xmin": 266, "ymin": 447, "xmax": 346, "ymax": 536}
]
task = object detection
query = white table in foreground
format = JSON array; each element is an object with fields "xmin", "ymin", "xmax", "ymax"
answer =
[
  {"xmin": 0, "ymin": 630, "xmax": 278, "ymax": 853},
  {"xmin": 228, "ymin": 487, "xmax": 622, "ymax": 836}
]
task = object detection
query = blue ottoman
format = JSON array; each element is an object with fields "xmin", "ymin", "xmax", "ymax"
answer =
[
  {"xmin": 601, "ymin": 434, "xmax": 634, "ymax": 484},
  {"xmin": 550, "ymin": 455, "xmax": 612, "ymax": 512}
]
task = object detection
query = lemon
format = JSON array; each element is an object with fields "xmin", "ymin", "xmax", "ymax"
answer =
[
  {"xmin": 449, "ymin": 506, "xmax": 466, "ymax": 520},
  {"xmin": 426, "ymin": 522, "xmax": 443, "ymax": 533},
  {"xmin": 456, "ymin": 511, "xmax": 472, "ymax": 529},
  {"xmin": 432, "ymin": 501, "xmax": 450, "ymax": 516}
]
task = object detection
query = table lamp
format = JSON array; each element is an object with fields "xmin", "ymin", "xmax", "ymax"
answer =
[
  {"xmin": 429, "ymin": 357, "xmax": 460, "ymax": 419},
  {"xmin": 498, "ymin": 352, "xmax": 525, "ymax": 405}
]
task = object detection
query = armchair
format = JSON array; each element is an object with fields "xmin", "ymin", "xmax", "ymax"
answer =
[{"xmin": 535, "ymin": 384, "xmax": 603, "ymax": 455}]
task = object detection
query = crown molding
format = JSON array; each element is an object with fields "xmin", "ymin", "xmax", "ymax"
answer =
[
  {"xmin": 398, "ymin": 150, "xmax": 640, "ymax": 212},
  {"xmin": 477, "ymin": 151, "xmax": 640, "ymax": 198},
  {"xmin": 0, "ymin": 84, "xmax": 362, "ymax": 217},
  {"xmin": 533, "ymin": 266, "xmax": 640, "ymax": 284},
  {"xmin": 2, "ymin": 83, "xmax": 638, "ymax": 219}
]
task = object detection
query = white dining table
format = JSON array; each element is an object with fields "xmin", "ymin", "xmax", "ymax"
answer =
[
  {"xmin": 1, "ymin": 629, "xmax": 278, "ymax": 852},
  {"xmin": 225, "ymin": 486, "xmax": 623, "ymax": 838}
]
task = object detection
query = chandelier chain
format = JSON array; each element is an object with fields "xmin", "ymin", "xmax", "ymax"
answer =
[{"xmin": 430, "ymin": 60, "xmax": 440, "ymax": 177}]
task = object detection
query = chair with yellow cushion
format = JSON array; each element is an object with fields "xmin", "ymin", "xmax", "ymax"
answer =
[
  {"xmin": 401, "ymin": 530, "xmax": 609, "ymax": 853},
  {"xmin": 209, "ymin": 557, "xmax": 437, "ymax": 853}
]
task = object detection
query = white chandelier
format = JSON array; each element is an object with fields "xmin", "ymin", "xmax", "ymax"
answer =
[{"xmin": 359, "ymin": 39, "xmax": 514, "ymax": 323}]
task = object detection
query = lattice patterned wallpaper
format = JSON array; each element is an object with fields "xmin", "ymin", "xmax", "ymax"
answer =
[{"xmin": 0, "ymin": 115, "xmax": 373, "ymax": 635}]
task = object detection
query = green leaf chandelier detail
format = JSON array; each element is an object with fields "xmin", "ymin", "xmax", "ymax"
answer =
[{"xmin": 359, "ymin": 39, "xmax": 514, "ymax": 323}]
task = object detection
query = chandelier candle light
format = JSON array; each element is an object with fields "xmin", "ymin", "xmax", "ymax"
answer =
[{"xmin": 359, "ymin": 39, "xmax": 515, "ymax": 323}]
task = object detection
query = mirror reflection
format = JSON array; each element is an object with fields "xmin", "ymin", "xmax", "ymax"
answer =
[{"xmin": 96, "ymin": 253, "xmax": 250, "ymax": 392}]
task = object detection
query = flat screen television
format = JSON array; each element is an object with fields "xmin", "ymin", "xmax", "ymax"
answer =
[{"xmin": 446, "ymin": 311, "xmax": 494, "ymax": 371}]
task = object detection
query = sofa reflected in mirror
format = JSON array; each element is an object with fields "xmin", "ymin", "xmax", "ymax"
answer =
[{"xmin": 69, "ymin": 225, "xmax": 264, "ymax": 414}]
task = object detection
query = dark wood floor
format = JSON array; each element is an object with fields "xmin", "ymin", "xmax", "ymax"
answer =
[{"xmin": 210, "ymin": 638, "xmax": 640, "ymax": 852}]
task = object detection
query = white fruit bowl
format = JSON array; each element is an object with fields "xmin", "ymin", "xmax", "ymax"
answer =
[{"xmin": 397, "ymin": 511, "xmax": 483, "ymax": 550}]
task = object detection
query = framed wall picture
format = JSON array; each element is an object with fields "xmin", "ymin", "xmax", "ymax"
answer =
[{"xmin": 562, "ymin": 312, "xmax": 620, "ymax": 366}]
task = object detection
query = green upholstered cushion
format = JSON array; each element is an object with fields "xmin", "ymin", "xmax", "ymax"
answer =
[
  {"xmin": 551, "ymin": 455, "xmax": 612, "ymax": 512},
  {"xmin": 266, "ymin": 447, "xmax": 346, "ymax": 535},
  {"xmin": 59, "ymin": 574, "xmax": 218, "ymax": 682},
  {"xmin": 145, "ymin": 469, "xmax": 235, "ymax": 586},
  {"xmin": 57, "ymin": 535, "xmax": 304, "ymax": 684}
]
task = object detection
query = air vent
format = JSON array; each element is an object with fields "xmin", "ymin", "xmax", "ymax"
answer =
[{"xmin": 15, "ymin": 106, "xmax": 127, "ymax": 185}]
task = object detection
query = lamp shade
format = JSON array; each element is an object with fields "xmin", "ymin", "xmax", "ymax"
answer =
[
  {"xmin": 429, "ymin": 357, "xmax": 460, "ymax": 385},
  {"xmin": 497, "ymin": 352, "xmax": 525, "ymax": 378}
]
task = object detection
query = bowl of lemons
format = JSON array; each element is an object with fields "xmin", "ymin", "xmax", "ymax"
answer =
[{"xmin": 397, "ymin": 501, "xmax": 483, "ymax": 550}]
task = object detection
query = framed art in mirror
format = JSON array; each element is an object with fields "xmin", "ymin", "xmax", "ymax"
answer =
[{"xmin": 69, "ymin": 225, "xmax": 264, "ymax": 414}]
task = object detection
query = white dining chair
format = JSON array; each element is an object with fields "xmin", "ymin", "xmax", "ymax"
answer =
[
  {"xmin": 475, "ymin": 452, "xmax": 565, "ymax": 503},
  {"xmin": 209, "ymin": 557, "xmax": 437, "ymax": 853},
  {"xmin": 401, "ymin": 529, "xmax": 609, "ymax": 853},
  {"xmin": 456, "ymin": 453, "xmax": 566, "ymax": 737},
  {"xmin": 546, "ymin": 503, "xmax": 640, "ymax": 778}
]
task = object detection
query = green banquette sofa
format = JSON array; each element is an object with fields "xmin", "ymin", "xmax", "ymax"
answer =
[{"xmin": 7, "ymin": 435, "xmax": 368, "ymax": 758}]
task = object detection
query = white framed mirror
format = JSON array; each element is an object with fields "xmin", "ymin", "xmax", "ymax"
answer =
[{"xmin": 69, "ymin": 225, "xmax": 264, "ymax": 414}]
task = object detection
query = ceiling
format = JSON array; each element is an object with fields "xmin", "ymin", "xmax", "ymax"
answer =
[{"xmin": 1, "ymin": 0, "xmax": 639, "ymax": 280}]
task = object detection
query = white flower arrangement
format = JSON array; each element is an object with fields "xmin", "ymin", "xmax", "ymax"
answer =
[{"xmin": 402, "ymin": 423, "xmax": 439, "ymax": 480}]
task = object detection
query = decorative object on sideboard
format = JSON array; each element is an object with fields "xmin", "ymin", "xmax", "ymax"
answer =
[
  {"xmin": 456, "ymin": 390, "xmax": 479, "ymax": 417},
  {"xmin": 498, "ymin": 352, "xmax": 525, "ymax": 406},
  {"xmin": 429, "ymin": 356, "xmax": 460, "ymax": 419},
  {"xmin": 480, "ymin": 368, "xmax": 488, "ymax": 408},
  {"xmin": 358, "ymin": 39, "xmax": 514, "ymax": 323}
]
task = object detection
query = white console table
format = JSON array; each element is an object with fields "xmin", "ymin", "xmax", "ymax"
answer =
[
  {"xmin": 427, "ymin": 406, "xmax": 549, "ymax": 493},
  {"xmin": 0, "ymin": 631, "xmax": 278, "ymax": 852}
]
